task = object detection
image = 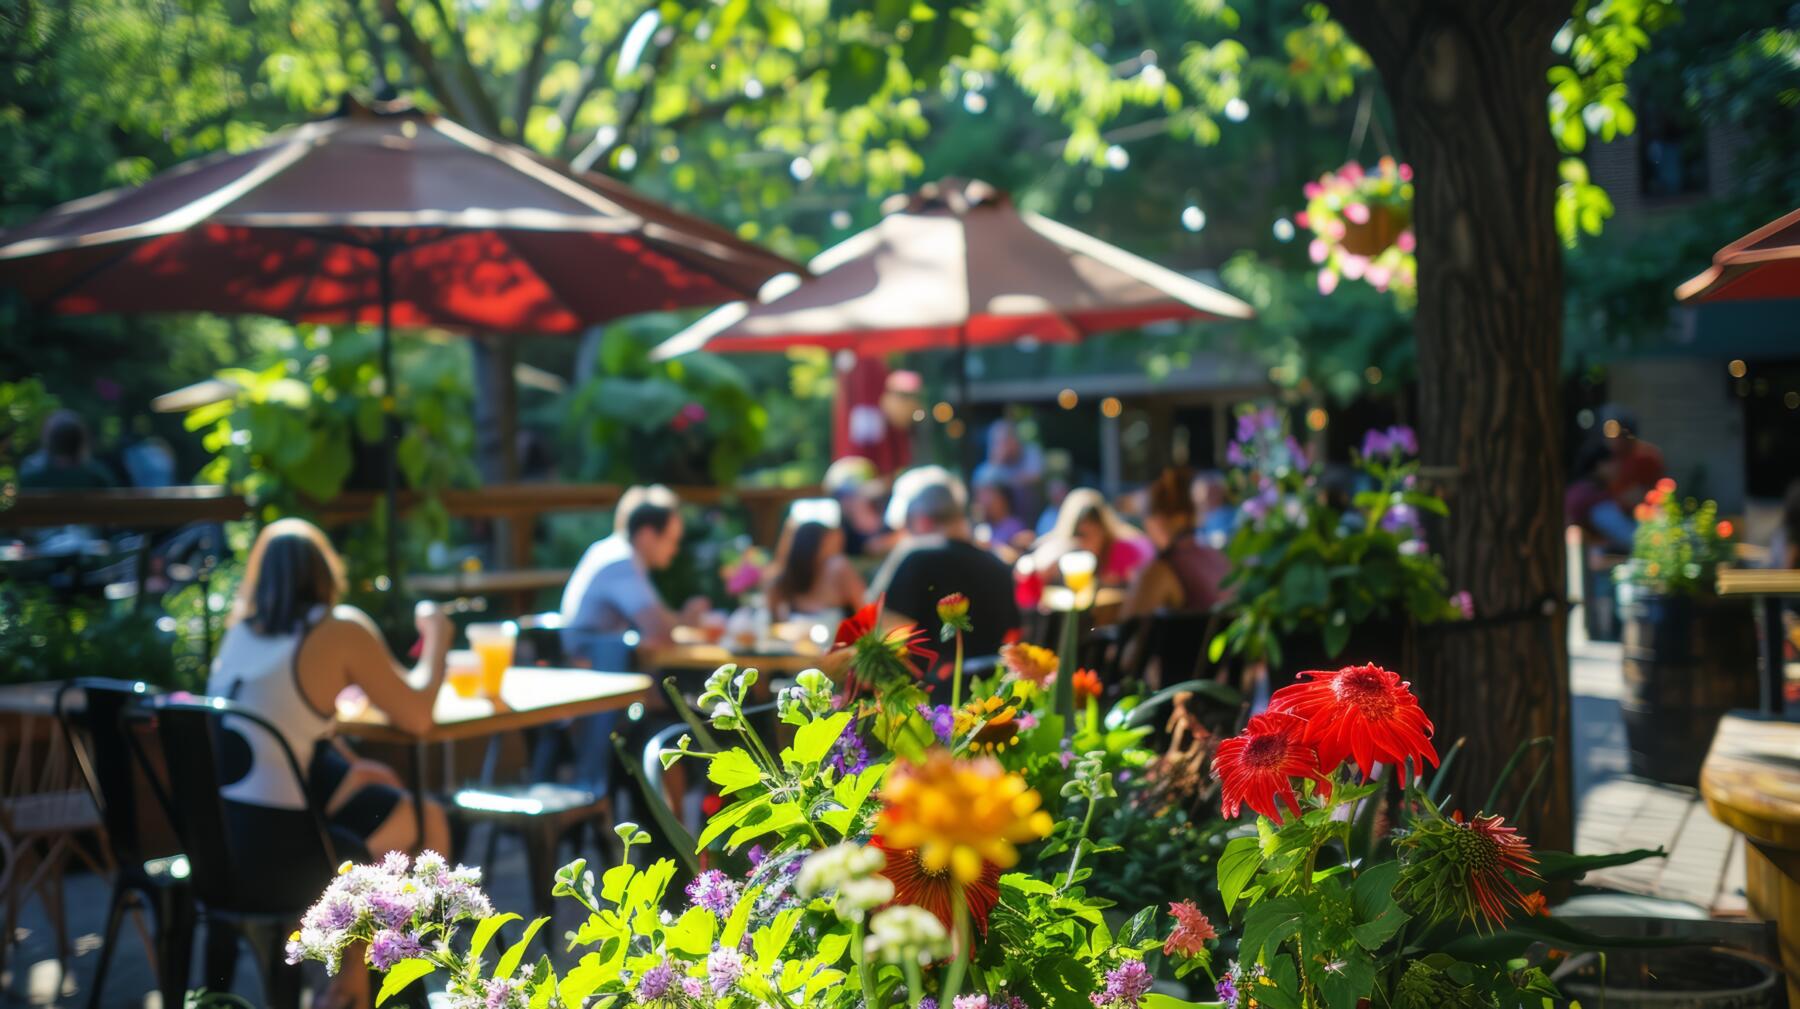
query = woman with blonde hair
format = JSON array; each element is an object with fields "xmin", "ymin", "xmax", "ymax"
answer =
[
  {"xmin": 1024, "ymin": 487, "xmax": 1153, "ymax": 587},
  {"xmin": 210, "ymin": 518, "xmax": 452, "ymax": 868}
]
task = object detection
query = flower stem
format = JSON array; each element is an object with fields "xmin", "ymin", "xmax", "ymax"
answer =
[
  {"xmin": 950, "ymin": 632, "xmax": 965, "ymax": 712},
  {"xmin": 852, "ymin": 920, "xmax": 878, "ymax": 1006},
  {"xmin": 905, "ymin": 961, "xmax": 924, "ymax": 1009},
  {"xmin": 1061, "ymin": 798, "xmax": 1098, "ymax": 891},
  {"xmin": 940, "ymin": 883, "xmax": 972, "ymax": 1005}
]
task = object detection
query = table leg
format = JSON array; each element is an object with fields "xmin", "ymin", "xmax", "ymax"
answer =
[
  {"xmin": 412, "ymin": 740, "xmax": 428, "ymax": 846},
  {"xmin": 1759, "ymin": 596, "xmax": 1786, "ymax": 717}
]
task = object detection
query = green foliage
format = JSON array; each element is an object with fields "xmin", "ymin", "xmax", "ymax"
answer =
[
  {"xmin": 0, "ymin": 378, "xmax": 60, "ymax": 508},
  {"xmin": 0, "ymin": 585, "xmax": 198, "ymax": 690},
  {"xmin": 1211, "ymin": 409, "xmax": 1457, "ymax": 667},
  {"xmin": 563, "ymin": 320, "xmax": 766, "ymax": 487},
  {"xmin": 1615, "ymin": 481, "xmax": 1735, "ymax": 596}
]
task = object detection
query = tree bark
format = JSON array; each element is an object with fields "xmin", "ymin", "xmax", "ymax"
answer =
[{"xmin": 1325, "ymin": 0, "xmax": 1573, "ymax": 851}]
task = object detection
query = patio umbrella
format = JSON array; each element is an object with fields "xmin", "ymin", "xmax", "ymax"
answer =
[
  {"xmin": 1676, "ymin": 205, "xmax": 1800, "ymax": 302},
  {"xmin": 0, "ymin": 97, "xmax": 801, "ymax": 594},
  {"xmin": 649, "ymin": 178, "xmax": 1252, "ymax": 470}
]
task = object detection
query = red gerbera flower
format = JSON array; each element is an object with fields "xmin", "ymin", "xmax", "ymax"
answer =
[
  {"xmin": 869, "ymin": 835, "xmax": 1002, "ymax": 934},
  {"xmin": 1268, "ymin": 664, "xmax": 1438, "ymax": 784},
  {"xmin": 1210, "ymin": 711, "xmax": 1329, "ymax": 824},
  {"xmin": 1072, "ymin": 668, "xmax": 1103, "ymax": 704}
]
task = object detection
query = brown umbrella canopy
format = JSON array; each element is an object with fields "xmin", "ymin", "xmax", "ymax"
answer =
[
  {"xmin": 0, "ymin": 98, "xmax": 800, "ymax": 330},
  {"xmin": 1676, "ymin": 206, "xmax": 1800, "ymax": 303},
  {"xmin": 650, "ymin": 178, "xmax": 1252, "ymax": 360}
]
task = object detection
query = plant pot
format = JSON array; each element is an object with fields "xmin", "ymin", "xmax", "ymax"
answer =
[
  {"xmin": 1557, "ymin": 946, "xmax": 1779, "ymax": 1009},
  {"xmin": 1268, "ymin": 615, "xmax": 1412, "ymax": 695},
  {"xmin": 1619, "ymin": 592, "xmax": 1758, "ymax": 786},
  {"xmin": 1339, "ymin": 204, "xmax": 1410, "ymax": 257}
]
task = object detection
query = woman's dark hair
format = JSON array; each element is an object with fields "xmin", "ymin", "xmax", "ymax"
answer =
[
  {"xmin": 42, "ymin": 410, "xmax": 89, "ymax": 461},
  {"xmin": 236, "ymin": 519, "xmax": 345, "ymax": 636},
  {"xmin": 1148, "ymin": 466, "xmax": 1197, "ymax": 526},
  {"xmin": 775, "ymin": 521, "xmax": 831, "ymax": 605}
]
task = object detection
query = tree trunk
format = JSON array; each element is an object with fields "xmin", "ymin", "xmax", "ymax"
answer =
[{"xmin": 1325, "ymin": 0, "xmax": 1573, "ymax": 851}]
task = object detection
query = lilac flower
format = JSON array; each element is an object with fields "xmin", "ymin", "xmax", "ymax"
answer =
[
  {"xmin": 367, "ymin": 889, "xmax": 417, "ymax": 931},
  {"xmin": 1003, "ymin": 998, "xmax": 1029, "ymax": 1009},
  {"xmin": 1380, "ymin": 503, "xmax": 1419, "ymax": 534},
  {"xmin": 1388, "ymin": 425, "xmax": 1418, "ymax": 456},
  {"xmin": 483, "ymin": 977, "xmax": 524, "ymax": 1009},
  {"xmin": 1361, "ymin": 428, "xmax": 1392, "ymax": 459},
  {"xmin": 636, "ymin": 963, "xmax": 675, "ymax": 1002},
  {"xmin": 747, "ymin": 844, "xmax": 767, "ymax": 868},
  {"xmin": 686, "ymin": 870, "xmax": 741, "ymax": 915},
  {"xmin": 368, "ymin": 929, "xmax": 423, "ymax": 970},
  {"xmin": 954, "ymin": 997, "xmax": 990, "ymax": 1009},
  {"xmin": 1451, "ymin": 589, "xmax": 1474, "ymax": 620},
  {"xmin": 1018, "ymin": 712, "xmax": 1039, "ymax": 731},
  {"xmin": 1215, "ymin": 966, "xmax": 1238, "ymax": 1007},
  {"xmin": 918, "ymin": 703, "xmax": 956, "ymax": 745},
  {"xmin": 1283, "ymin": 435, "xmax": 1310, "ymax": 471},
  {"xmin": 681, "ymin": 977, "xmax": 706, "ymax": 999},
  {"xmin": 707, "ymin": 945, "xmax": 744, "ymax": 996},
  {"xmin": 1090, "ymin": 961, "xmax": 1153, "ymax": 1009},
  {"xmin": 919, "ymin": 1000, "xmax": 940, "ymax": 1009},
  {"xmin": 1226, "ymin": 441, "xmax": 1247, "ymax": 467},
  {"xmin": 827, "ymin": 722, "xmax": 870, "ymax": 775}
]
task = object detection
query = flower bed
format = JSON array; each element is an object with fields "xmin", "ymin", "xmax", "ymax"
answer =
[{"xmin": 291, "ymin": 603, "xmax": 1672, "ymax": 1008}]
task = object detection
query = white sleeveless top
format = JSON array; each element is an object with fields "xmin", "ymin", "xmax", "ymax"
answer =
[{"xmin": 207, "ymin": 605, "xmax": 337, "ymax": 809}]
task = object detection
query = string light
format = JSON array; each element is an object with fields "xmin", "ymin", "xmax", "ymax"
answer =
[
  {"xmin": 932, "ymin": 402, "xmax": 954, "ymax": 423},
  {"xmin": 1728, "ymin": 359, "xmax": 1748, "ymax": 378},
  {"xmin": 1305, "ymin": 407, "xmax": 1328, "ymax": 431},
  {"xmin": 1364, "ymin": 366, "xmax": 1382, "ymax": 384},
  {"xmin": 1057, "ymin": 389, "xmax": 1079, "ymax": 410},
  {"xmin": 1101, "ymin": 397, "xmax": 1123, "ymax": 418}
]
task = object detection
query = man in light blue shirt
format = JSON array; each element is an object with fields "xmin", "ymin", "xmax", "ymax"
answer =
[{"xmin": 557, "ymin": 485, "xmax": 705, "ymax": 789}]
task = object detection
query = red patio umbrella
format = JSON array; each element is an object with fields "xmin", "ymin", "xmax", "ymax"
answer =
[
  {"xmin": 649, "ymin": 179, "xmax": 1253, "ymax": 470},
  {"xmin": 0, "ymin": 97, "xmax": 801, "ymax": 592},
  {"xmin": 1676, "ymin": 205, "xmax": 1800, "ymax": 303}
]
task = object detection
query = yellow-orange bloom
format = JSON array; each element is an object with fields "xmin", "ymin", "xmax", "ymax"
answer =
[
  {"xmin": 1000, "ymin": 642, "xmax": 1058, "ymax": 687},
  {"xmin": 879, "ymin": 754, "xmax": 1054, "ymax": 883}
]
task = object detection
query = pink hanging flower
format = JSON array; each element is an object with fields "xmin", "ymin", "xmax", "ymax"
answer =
[
  {"xmin": 1339, "ymin": 254, "xmax": 1368, "ymax": 280},
  {"xmin": 1307, "ymin": 238, "xmax": 1329, "ymax": 264},
  {"xmin": 1316, "ymin": 270, "xmax": 1339, "ymax": 295},
  {"xmin": 1344, "ymin": 202, "xmax": 1371, "ymax": 225},
  {"xmin": 1366, "ymin": 265, "xmax": 1392, "ymax": 291},
  {"xmin": 1396, "ymin": 229, "xmax": 1417, "ymax": 253},
  {"xmin": 1303, "ymin": 181, "xmax": 1324, "ymax": 199}
]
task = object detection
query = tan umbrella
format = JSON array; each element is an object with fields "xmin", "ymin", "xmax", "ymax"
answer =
[
  {"xmin": 1676, "ymin": 206, "xmax": 1800, "ymax": 302},
  {"xmin": 651, "ymin": 178, "xmax": 1252, "ymax": 361}
]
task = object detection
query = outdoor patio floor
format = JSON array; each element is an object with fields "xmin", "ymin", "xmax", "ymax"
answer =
[{"xmin": 0, "ymin": 626, "xmax": 1754, "ymax": 1007}]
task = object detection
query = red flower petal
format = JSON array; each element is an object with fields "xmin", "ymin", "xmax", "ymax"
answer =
[
  {"xmin": 1269, "ymin": 664, "xmax": 1438, "ymax": 784},
  {"xmin": 1211, "ymin": 711, "xmax": 1329, "ymax": 824}
]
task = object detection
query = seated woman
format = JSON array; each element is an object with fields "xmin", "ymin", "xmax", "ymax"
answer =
[
  {"xmin": 1121, "ymin": 467, "xmax": 1231, "ymax": 620},
  {"xmin": 1026, "ymin": 488, "xmax": 1153, "ymax": 588},
  {"xmin": 764, "ymin": 518, "xmax": 867, "ymax": 626},
  {"xmin": 209, "ymin": 519, "xmax": 452, "ymax": 870}
]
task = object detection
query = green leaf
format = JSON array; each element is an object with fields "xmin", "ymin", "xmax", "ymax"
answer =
[
  {"xmin": 1438, "ymin": 914, "xmax": 1697, "ymax": 961},
  {"xmin": 467, "ymin": 912, "xmax": 521, "ymax": 962},
  {"xmin": 1218, "ymin": 835, "xmax": 1263, "ymax": 914},
  {"xmin": 726, "ymin": 801, "xmax": 803, "ymax": 850},
  {"xmin": 375, "ymin": 958, "xmax": 435, "ymax": 1007},
  {"xmin": 1239, "ymin": 896, "xmax": 1303, "ymax": 963},
  {"xmin": 1534, "ymin": 847, "xmax": 1665, "ymax": 881},
  {"xmin": 826, "ymin": 42, "xmax": 886, "ymax": 110},
  {"xmin": 1142, "ymin": 995, "xmax": 1216, "ymax": 1009},
  {"xmin": 697, "ymin": 793, "xmax": 771, "ymax": 850},
  {"xmin": 1349, "ymin": 863, "xmax": 1408, "ymax": 949},
  {"xmin": 665, "ymin": 906, "xmax": 718, "ymax": 956},
  {"xmin": 495, "ymin": 916, "xmax": 550, "ymax": 979},
  {"xmin": 787, "ymin": 711, "xmax": 853, "ymax": 770},
  {"xmin": 707, "ymin": 748, "xmax": 764, "ymax": 795},
  {"xmin": 559, "ymin": 953, "xmax": 607, "ymax": 1008}
]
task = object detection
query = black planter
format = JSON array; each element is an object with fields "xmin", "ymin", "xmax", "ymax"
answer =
[
  {"xmin": 1268, "ymin": 615, "xmax": 1412, "ymax": 695},
  {"xmin": 1619, "ymin": 592, "xmax": 1758, "ymax": 786}
]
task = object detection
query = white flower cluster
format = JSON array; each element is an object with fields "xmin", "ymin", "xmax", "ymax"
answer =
[
  {"xmin": 864, "ymin": 905, "xmax": 950, "ymax": 966},
  {"xmin": 796, "ymin": 842, "xmax": 894, "ymax": 923}
]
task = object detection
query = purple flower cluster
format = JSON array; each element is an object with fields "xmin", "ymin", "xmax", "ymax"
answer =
[
  {"xmin": 635, "ymin": 963, "xmax": 675, "ymax": 1002},
  {"xmin": 1089, "ymin": 960, "xmax": 1153, "ymax": 1009},
  {"xmin": 1215, "ymin": 970, "xmax": 1237, "ymax": 1007},
  {"xmin": 685, "ymin": 870, "xmax": 742, "ymax": 915},
  {"xmin": 707, "ymin": 945, "xmax": 744, "ymax": 996},
  {"xmin": 1380, "ymin": 502, "xmax": 1419, "ymax": 535},
  {"xmin": 286, "ymin": 850, "xmax": 491, "ymax": 975},
  {"xmin": 827, "ymin": 721, "xmax": 870, "ymax": 775},
  {"xmin": 918, "ymin": 703, "xmax": 956, "ymax": 745},
  {"xmin": 1361, "ymin": 424, "xmax": 1418, "ymax": 460}
]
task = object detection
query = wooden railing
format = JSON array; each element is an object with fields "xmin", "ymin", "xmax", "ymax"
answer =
[{"xmin": 4, "ymin": 482, "xmax": 820, "ymax": 549}]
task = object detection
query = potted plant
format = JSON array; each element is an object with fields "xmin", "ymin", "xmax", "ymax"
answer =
[
  {"xmin": 1211, "ymin": 409, "xmax": 1468, "ymax": 691},
  {"xmin": 1613, "ymin": 479, "xmax": 1756, "ymax": 785},
  {"xmin": 1298, "ymin": 159, "xmax": 1417, "ymax": 304}
]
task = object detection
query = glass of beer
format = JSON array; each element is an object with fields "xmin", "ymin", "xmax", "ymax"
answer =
[
  {"xmin": 465, "ymin": 622, "xmax": 518, "ymax": 697},
  {"xmin": 1059, "ymin": 550, "xmax": 1098, "ymax": 599},
  {"xmin": 446, "ymin": 649, "xmax": 483, "ymax": 699}
]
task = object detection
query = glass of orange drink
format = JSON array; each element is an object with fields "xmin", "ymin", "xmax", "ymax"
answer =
[
  {"xmin": 465, "ymin": 622, "xmax": 518, "ymax": 697},
  {"xmin": 446, "ymin": 650, "xmax": 483, "ymax": 699}
]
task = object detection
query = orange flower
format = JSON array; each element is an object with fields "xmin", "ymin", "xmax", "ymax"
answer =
[
  {"xmin": 1655, "ymin": 477, "xmax": 1676, "ymax": 494},
  {"xmin": 1000, "ymin": 642, "xmax": 1058, "ymax": 688},
  {"xmin": 1717, "ymin": 520, "xmax": 1735, "ymax": 539},
  {"xmin": 1072, "ymin": 668, "xmax": 1103, "ymax": 704},
  {"xmin": 869, "ymin": 835, "xmax": 1001, "ymax": 933},
  {"xmin": 879, "ymin": 754, "xmax": 1053, "ymax": 882},
  {"xmin": 1162, "ymin": 900, "xmax": 1216, "ymax": 958}
]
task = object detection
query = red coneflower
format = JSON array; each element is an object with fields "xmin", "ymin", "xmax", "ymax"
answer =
[
  {"xmin": 1211, "ymin": 711, "xmax": 1329, "ymax": 824},
  {"xmin": 869, "ymin": 835, "xmax": 1002, "ymax": 934},
  {"xmin": 1268, "ymin": 664, "xmax": 1438, "ymax": 784},
  {"xmin": 833, "ymin": 597, "xmax": 939, "ymax": 701},
  {"xmin": 1395, "ymin": 810, "xmax": 1540, "ymax": 931}
]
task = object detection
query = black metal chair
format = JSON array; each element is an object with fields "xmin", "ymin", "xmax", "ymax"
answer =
[
  {"xmin": 123, "ymin": 698, "xmax": 341, "ymax": 1009},
  {"xmin": 54, "ymin": 679, "xmax": 196, "ymax": 1009}
]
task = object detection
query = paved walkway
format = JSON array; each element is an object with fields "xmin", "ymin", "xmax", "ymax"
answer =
[{"xmin": 0, "ymin": 629, "xmax": 1756, "ymax": 1006}]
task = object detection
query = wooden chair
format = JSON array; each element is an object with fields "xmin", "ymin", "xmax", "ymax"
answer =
[{"xmin": 0, "ymin": 697, "xmax": 107, "ymax": 987}]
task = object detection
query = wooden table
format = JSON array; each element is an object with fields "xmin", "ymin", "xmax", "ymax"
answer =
[
  {"xmin": 1701, "ymin": 713, "xmax": 1800, "ymax": 1006},
  {"xmin": 1716, "ymin": 568, "xmax": 1800, "ymax": 716},
  {"xmin": 335, "ymin": 666, "xmax": 651, "ymax": 744},
  {"xmin": 642, "ymin": 643, "xmax": 824, "ymax": 677}
]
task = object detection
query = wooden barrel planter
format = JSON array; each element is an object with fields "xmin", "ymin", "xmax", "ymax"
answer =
[
  {"xmin": 1620, "ymin": 593, "xmax": 1758, "ymax": 786},
  {"xmin": 1339, "ymin": 204, "xmax": 1409, "ymax": 257}
]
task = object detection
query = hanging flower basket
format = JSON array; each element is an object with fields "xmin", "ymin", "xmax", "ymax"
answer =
[{"xmin": 1299, "ymin": 157, "xmax": 1418, "ymax": 304}]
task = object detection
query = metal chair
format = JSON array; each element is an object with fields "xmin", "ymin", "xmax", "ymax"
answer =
[
  {"xmin": 54, "ymin": 679, "xmax": 196, "ymax": 1009},
  {"xmin": 124, "ymin": 698, "xmax": 340, "ymax": 1009}
]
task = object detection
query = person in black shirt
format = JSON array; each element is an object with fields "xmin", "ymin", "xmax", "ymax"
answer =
[{"xmin": 872, "ymin": 479, "xmax": 1021, "ymax": 661}]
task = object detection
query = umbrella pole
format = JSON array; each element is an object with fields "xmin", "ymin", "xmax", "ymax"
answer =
[{"xmin": 378, "ymin": 242, "xmax": 402, "ymax": 623}]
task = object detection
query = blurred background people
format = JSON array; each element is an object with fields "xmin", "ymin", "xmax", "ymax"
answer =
[
  {"xmin": 18, "ymin": 409, "xmax": 115, "ymax": 490},
  {"xmin": 972, "ymin": 472, "xmax": 1030, "ymax": 559},
  {"xmin": 973, "ymin": 418, "xmax": 1044, "ymax": 523},
  {"xmin": 1566, "ymin": 441, "xmax": 1636, "ymax": 553},
  {"xmin": 873, "ymin": 474, "xmax": 1020, "ymax": 662},
  {"xmin": 1121, "ymin": 467, "xmax": 1230, "ymax": 620},
  {"xmin": 824, "ymin": 455, "xmax": 897, "ymax": 559},
  {"xmin": 1026, "ymin": 488, "xmax": 1153, "ymax": 588},
  {"xmin": 765, "ymin": 516, "xmax": 866, "ymax": 625}
]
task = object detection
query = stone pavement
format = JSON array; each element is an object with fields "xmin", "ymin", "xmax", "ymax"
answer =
[{"xmin": 0, "ymin": 629, "xmax": 1754, "ymax": 1006}]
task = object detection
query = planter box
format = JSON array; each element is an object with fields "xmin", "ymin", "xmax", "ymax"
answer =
[{"xmin": 1620, "ymin": 592, "xmax": 1758, "ymax": 786}]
